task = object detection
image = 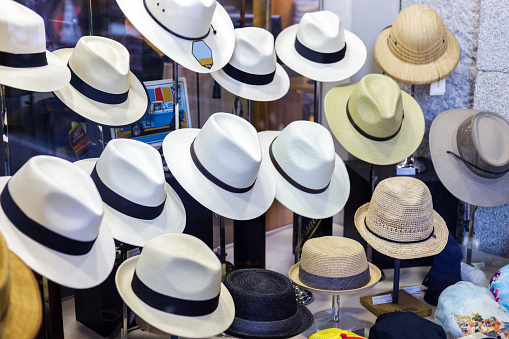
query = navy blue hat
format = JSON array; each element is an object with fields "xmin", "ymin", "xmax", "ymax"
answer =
[{"xmin": 368, "ymin": 312, "xmax": 447, "ymax": 339}]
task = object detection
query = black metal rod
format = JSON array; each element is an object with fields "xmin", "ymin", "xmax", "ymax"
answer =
[
  {"xmin": 173, "ymin": 62, "xmax": 179, "ymax": 130},
  {"xmin": 196, "ymin": 73, "xmax": 201, "ymax": 128},
  {"xmin": 393, "ymin": 258, "xmax": 401, "ymax": 304},
  {"xmin": 219, "ymin": 216, "xmax": 226, "ymax": 264}
]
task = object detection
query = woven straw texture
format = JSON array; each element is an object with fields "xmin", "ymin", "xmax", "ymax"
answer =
[
  {"xmin": 324, "ymin": 74, "xmax": 424, "ymax": 165},
  {"xmin": 289, "ymin": 236, "xmax": 381, "ymax": 295},
  {"xmin": 374, "ymin": 5, "xmax": 460, "ymax": 85},
  {"xmin": 354, "ymin": 177, "xmax": 448, "ymax": 260}
]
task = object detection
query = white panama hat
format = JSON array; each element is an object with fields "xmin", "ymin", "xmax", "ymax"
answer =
[
  {"xmin": 116, "ymin": 0, "xmax": 235, "ymax": 73},
  {"xmin": 75, "ymin": 139, "xmax": 186, "ymax": 247},
  {"xmin": 275, "ymin": 10, "xmax": 366, "ymax": 82},
  {"xmin": 0, "ymin": 155, "xmax": 115, "ymax": 289},
  {"xmin": 0, "ymin": 0, "xmax": 70, "ymax": 92},
  {"xmin": 211, "ymin": 27, "xmax": 290, "ymax": 102}
]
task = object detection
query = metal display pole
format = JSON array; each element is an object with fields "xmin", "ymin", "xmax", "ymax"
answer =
[
  {"xmin": 196, "ymin": 73, "xmax": 201, "ymax": 128},
  {"xmin": 173, "ymin": 62, "xmax": 180, "ymax": 130},
  {"xmin": 219, "ymin": 215, "xmax": 226, "ymax": 280},
  {"xmin": 314, "ymin": 81, "xmax": 322, "ymax": 124},
  {"xmin": 1, "ymin": 85, "xmax": 10, "ymax": 176},
  {"xmin": 121, "ymin": 243, "xmax": 128, "ymax": 339},
  {"xmin": 293, "ymin": 215, "xmax": 313, "ymax": 305},
  {"xmin": 392, "ymin": 258, "xmax": 401, "ymax": 303},
  {"xmin": 247, "ymin": 99, "xmax": 252, "ymax": 124},
  {"xmin": 466, "ymin": 203, "xmax": 476, "ymax": 265}
]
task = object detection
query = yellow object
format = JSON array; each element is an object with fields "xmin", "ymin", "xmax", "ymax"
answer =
[{"xmin": 310, "ymin": 328, "xmax": 367, "ymax": 339}]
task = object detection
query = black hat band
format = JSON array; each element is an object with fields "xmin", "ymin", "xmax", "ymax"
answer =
[
  {"xmin": 294, "ymin": 38, "xmax": 346, "ymax": 64},
  {"xmin": 299, "ymin": 265, "xmax": 370, "ymax": 291},
  {"xmin": 0, "ymin": 50, "xmax": 48, "ymax": 68}
]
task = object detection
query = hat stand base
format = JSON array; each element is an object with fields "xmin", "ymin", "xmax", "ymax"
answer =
[
  {"xmin": 360, "ymin": 289, "xmax": 431, "ymax": 317},
  {"xmin": 313, "ymin": 296, "xmax": 359, "ymax": 331}
]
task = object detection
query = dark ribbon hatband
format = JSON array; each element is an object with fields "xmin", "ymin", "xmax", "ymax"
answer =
[
  {"xmin": 0, "ymin": 184, "xmax": 97, "ymax": 256},
  {"xmin": 269, "ymin": 138, "xmax": 329, "ymax": 194},
  {"xmin": 131, "ymin": 271, "xmax": 219, "ymax": 316},
  {"xmin": 227, "ymin": 310, "xmax": 301, "ymax": 335},
  {"xmin": 294, "ymin": 38, "xmax": 347, "ymax": 64},
  {"xmin": 190, "ymin": 139, "xmax": 255, "ymax": 194},
  {"xmin": 69, "ymin": 65, "xmax": 128, "ymax": 105},
  {"xmin": 0, "ymin": 50, "xmax": 48, "ymax": 68},
  {"xmin": 222, "ymin": 63, "xmax": 276, "ymax": 86},
  {"xmin": 299, "ymin": 265, "xmax": 370, "ymax": 291},
  {"xmin": 364, "ymin": 218, "xmax": 435, "ymax": 244},
  {"xmin": 91, "ymin": 167, "xmax": 165, "ymax": 220},
  {"xmin": 346, "ymin": 99, "xmax": 404, "ymax": 142},
  {"xmin": 447, "ymin": 151, "xmax": 509, "ymax": 176}
]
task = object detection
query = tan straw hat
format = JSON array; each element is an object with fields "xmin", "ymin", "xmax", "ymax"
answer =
[
  {"xmin": 0, "ymin": 231, "xmax": 42, "ymax": 339},
  {"xmin": 374, "ymin": 5, "xmax": 460, "ymax": 85},
  {"xmin": 289, "ymin": 236, "xmax": 381, "ymax": 295},
  {"xmin": 430, "ymin": 109, "xmax": 509, "ymax": 207},
  {"xmin": 354, "ymin": 177, "xmax": 448, "ymax": 260},
  {"xmin": 324, "ymin": 73, "xmax": 424, "ymax": 165}
]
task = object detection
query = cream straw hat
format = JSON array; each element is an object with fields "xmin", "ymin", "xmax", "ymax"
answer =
[
  {"xmin": 354, "ymin": 177, "xmax": 448, "ymax": 260},
  {"xmin": 324, "ymin": 73, "xmax": 424, "ymax": 165},
  {"xmin": 374, "ymin": 5, "xmax": 460, "ymax": 85}
]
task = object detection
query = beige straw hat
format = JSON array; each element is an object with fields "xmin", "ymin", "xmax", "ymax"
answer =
[
  {"xmin": 354, "ymin": 177, "xmax": 448, "ymax": 260},
  {"xmin": 289, "ymin": 236, "xmax": 381, "ymax": 295},
  {"xmin": 324, "ymin": 73, "xmax": 424, "ymax": 165},
  {"xmin": 374, "ymin": 5, "xmax": 460, "ymax": 85},
  {"xmin": 430, "ymin": 109, "xmax": 509, "ymax": 207}
]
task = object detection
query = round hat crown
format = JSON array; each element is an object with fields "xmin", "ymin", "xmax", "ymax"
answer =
[
  {"xmin": 366, "ymin": 177, "xmax": 434, "ymax": 242},
  {"xmin": 472, "ymin": 113, "xmax": 509, "ymax": 167},
  {"xmin": 296, "ymin": 11, "xmax": 346, "ymax": 54},
  {"xmin": 229, "ymin": 27, "xmax": 277, "ymax": 75}
]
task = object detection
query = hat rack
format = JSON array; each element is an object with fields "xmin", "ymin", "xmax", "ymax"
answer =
[
  {"xmin": 314, "ymin": 295, "xmax": 360, "ymax": 331},
  {"xmin": 0, "ymin": 85, "xmax": 10, "ymax": 176},
  {"xmin": 465, "ymin": 203, "xmax": 477, "ymax": 265}
]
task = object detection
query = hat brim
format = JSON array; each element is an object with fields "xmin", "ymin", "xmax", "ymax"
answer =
[
  {"xmin": 162, "ymin": 128, "xmax": 276, "ymax": 221},
  {"xmin": 258, "ymin": 130, "xmax": 350, "ymax": 219},
  {"xmin": 0, "ymin": 176, "xmax": 116, "ymax": 289},
  {"xmin": 2, "ymin": 251, "xmax": 42, "ymax": 339},
  {"xmin": 52, "ymin": 48, "xmax": 148, "ymax": 127},
  {"xmin": 0, "ymin": 50, "xmax": 71, "ymax": 92},
  {"xmin": 430, "ymin": 109, "xmax": 509, "ymax": 207},
  {"xmin": 275, "ymin": 25, "xmax": 367, "ymax": 82},
  {"xmin": 116, "ymin": 256, "xmax": 235, "ymax": 338},
  {"xmin": 374, "ymin": 26, "xmax": 460, "ymax": 85},
  {"xmin": 324, "ymin": 83, "xmax": 425, "ymax": 165},
  {"xmin": 116, "ymin": 0, "xmax": 235, "ymax": 74},
  {"xmin": 288, "ymin": 261, "xmax": 381, "ymax": 295},
  {"xmin": 74, "ymin": 158, "xmax": 186, "ymax": 247},
  {"xmin": 354, "ymin": 203, "xmax": 449, "ymax": 260},
  {"xmin": 210, "ymin": 63, "xmax": 290, "ymax": 102}
]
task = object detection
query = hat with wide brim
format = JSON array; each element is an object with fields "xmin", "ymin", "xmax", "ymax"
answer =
[
  {"xmin": 430, "ymin": 109, "xmax": 509, "ymax": 207},
  {"xmin": 324, "ymin": 82, "xmax": 424, "ymax": 165},
  {"xmin": 258, "ymin": 130, "xmax": 350, "ymax": 219}
]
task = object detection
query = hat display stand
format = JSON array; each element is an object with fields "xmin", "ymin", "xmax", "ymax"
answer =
[
  {"xmin": 313, "ymin": 295, "xmax": 360, "ymax": 331},
  {"xmin": 0, "ymin": 85, "xmax": 9, "ymax": 176},
  {"xmin": 464, "ymin": 203, "xmax": 476, "ymax": 265}
]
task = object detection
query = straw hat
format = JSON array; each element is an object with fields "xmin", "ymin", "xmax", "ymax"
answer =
[
  {"xmin": 275, "ymin": 10, "xmax": 366, "ymax": 82},
  {"xmin": 374, "ymin": 5, "xmax": 460, "ymax": 85},
  {"xmin": 0, "ymin": 0, "xmax": 70, "ymax": 92},
  {"xmin": 289, "ymin": 236, "xmax": 381, "ymax": 295},
  {"xmin": 0, "ymin": 232, "xmax": 42, "ymax": 339},
  {"xmin": 116, "ymin": 0, "xmax": 235, "ymax": 73},
  {"xmin": 258, "ymin": 120, "xmax": 350, "ymax": 219},
  {"xmin": 115, "ymin": 233, "xmax": 235, "ymax": 338},
  {"xmin": 74, "ymin": 139, "xmax": 186, "ymax": 247},
  {"xmin": 162, "ymin": 113, "xmax": 276, "ymax": 221},
  {"xmin": 324, "ymin": 74, "xmax": 424, "ymax": 165},
  {"xmin": 224, "ymin": 268, "xmax": 314, "ymax": 339},
  {"xmin": 430, "ymin": 109, "xmax": 509, "ymax": 207},
  {"xmin": 53, "ymin": 36, "xmax": 149, "ymax": 127},
  {"xmin": 354, "ymin": 177, "xmax": 448, "ymax": 260},
  {"xmin": 0, "ymin": 155, "xmax": 115, "ymax": 289},
  {"xmin": 211, "ymin": 27, "xmax": 290, "ymax": 102}
]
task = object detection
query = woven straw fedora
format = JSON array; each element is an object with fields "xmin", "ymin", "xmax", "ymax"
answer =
[
  {"xmin": 211, "ymin": 27, "xmax": 290, "ymax": 102},
  {"xmin": 0, "ymin": 0, "xmax": 70, "ymax": 92},
  {"xmin": 162, "ymin": 112, "xmax": 276, "ymax": 221},
  {"xmin": 275, "ymin": 10, "xmax": 366, "ymax": 82},
  {"xmin": 289, "ymin": 236, "xmax": 381, "ymax": 295},
  {"xmin": 74, "ymin": 139, "xmax": 186, "ymax": 247},
  {"xmin": 430, "ymin": 109, "xmax": 509, "ymax": 207},
  {"xmin": 354, "ymin": 177, "xmax": 448, "ymax": 260},
  {"xmin": 0, "ymin": 155, "xmax": 115, "ymax": 289},
  {"xmin": 224, "ymin": 268, "xmax": 314, "ymax": 339},
  {"xmin": 116, "ymin": 0, "xmax": 235, "ymax": 73},
  {"xmin": 374, "ymin": 5, "xmax": 460, "ymax": 85},
  {"xmin": 115, "ymin": 233, "xmax": 235, "ymax": 338},
  {"xmin": 53, "ymin": 36, "xmax": 149, "ymax": 127},
  {"xmin": 0, "ymin": 232, "xmax": 42, "ymax": 339},
  {"xmin": 258, "ymin": 120, "xmax": 350, "ymax": 219},
  {"xmin": 324, "ymin": 73, "xmax": 424, "ymax": 165}
]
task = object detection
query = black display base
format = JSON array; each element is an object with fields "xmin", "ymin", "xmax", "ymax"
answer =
[{"xmin": 234, "ymin": 214, "xmax": 266, "ymax": 269}]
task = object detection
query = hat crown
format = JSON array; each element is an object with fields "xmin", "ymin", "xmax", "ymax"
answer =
[
  {"xmin": 366, "ymin": 177, "xmax": 434, "ymax": 242},
  {"xmin": 0, "ymin": 0, "xmax": 46, "ymax": 54},
  {"xmin": 229, "ymin": 27, "xmax": 277, "ymax": 75},
  {"xmin": 8, "ymin": 156, "xmax": 104, "ymax": 242},
  {"xmin": 95, "ymin": 139, "xmax": 167, "ymax": 206},
  {"xmin": 68, "ymin": 36, "xmax": 130, "ymax": 95},
  {"xmin": 135, "ymin": 234, "xmax": 222, "ymax": 301},
  {"xmin": 472, "ymin": 113, "xmax": 509, "ymax": 166},
  {"xmin": 272, "ymin": 121, "xmax": 335, "ymax": 190},
  {"xmin": 296, "ymin": 11, "xmax": 346, "ymax": 54},
  {"xmin": 349, "ymin": 74, "xmax": 404, "ymax": 138},
  {"xmin": 144, "ymin": 0, "xmax": 215, "ymax": 38},
  {"xmin": 194, "ymin": 113, "xmax": 262, "ymax": 190}
]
